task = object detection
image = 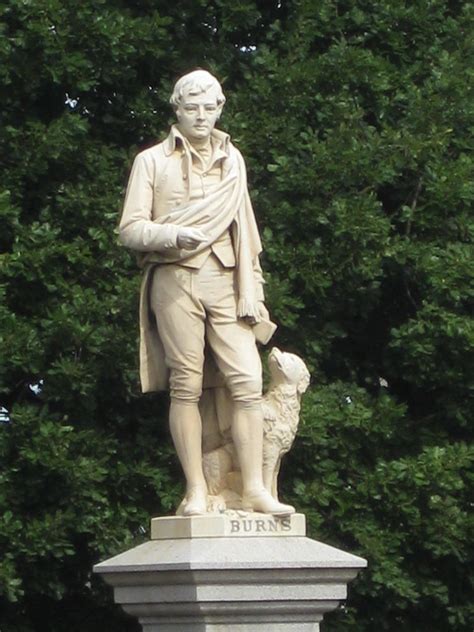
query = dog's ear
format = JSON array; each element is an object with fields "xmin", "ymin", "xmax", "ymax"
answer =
[{"xmin": 297, "ymin": 370, "xmax": 310, "ymax": 395}]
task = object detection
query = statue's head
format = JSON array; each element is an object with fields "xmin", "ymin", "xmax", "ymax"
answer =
[{"xmin": 170, "ymin": 70, "xmax": 226, "ymax": 144}]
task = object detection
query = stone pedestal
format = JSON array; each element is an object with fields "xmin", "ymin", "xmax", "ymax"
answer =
[{"xmin": 94, "ymin": 514, "xmax": 366, "ymax": 631}]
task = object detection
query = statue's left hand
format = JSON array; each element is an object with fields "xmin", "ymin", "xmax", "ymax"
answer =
[{"xmin": 241, "ymin": 301, "xmax": 269, "ymax": 325}]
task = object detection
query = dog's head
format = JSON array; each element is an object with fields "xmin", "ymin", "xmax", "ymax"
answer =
[{"xmin": 268, "ymin": 347, "xmax": 310, "ymax": 395}]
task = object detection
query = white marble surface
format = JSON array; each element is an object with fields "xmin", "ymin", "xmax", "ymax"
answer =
[{"xmin": 150, "ymin": 513, "xmax": 306, "ymax": 539}]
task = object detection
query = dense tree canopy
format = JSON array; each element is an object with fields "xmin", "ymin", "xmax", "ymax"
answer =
[{"xmin": 1, "ymin": 1, "xmax": 473, "ymax": 631}]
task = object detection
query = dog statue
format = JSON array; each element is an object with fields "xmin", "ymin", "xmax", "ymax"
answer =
[
  {"xmin": 261, "ymin": 347, "xmax": 310, "ymax": 500},
  {"xmin": 201, "ymin": 347, "xmax": 310, "ymax": 511}
]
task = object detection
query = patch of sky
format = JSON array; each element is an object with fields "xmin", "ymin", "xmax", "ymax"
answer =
[
  {"xmin": 28, "ymin": 379, "xmax": 44, "ymax": 397},
  {"xmin": 0, "ymin": 406, "xmax": 11, "ymax": 424},
  {"xmin": 65, "ymin": 94, "xmax": 79, "ymax": 109}
]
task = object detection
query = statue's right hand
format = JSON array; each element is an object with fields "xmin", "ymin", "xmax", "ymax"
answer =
[{"xmin": 177, "ymin": 227, "xmax": 208, "ymax": 250}]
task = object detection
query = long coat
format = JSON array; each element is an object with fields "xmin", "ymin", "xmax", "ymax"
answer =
[{"xmin": 119, "ymin": 126, "xmax": 275, "ymax": 392}]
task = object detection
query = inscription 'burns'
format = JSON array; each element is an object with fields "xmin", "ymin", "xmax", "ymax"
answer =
[{"xmin": 230, "ymin": 517, "xmax": 292, "ymax": 534}]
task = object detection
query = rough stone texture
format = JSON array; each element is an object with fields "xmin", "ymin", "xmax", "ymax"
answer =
[
  {"xmin": 150, "ymin": 513, "xmax": 306, "ymax": 539},
  {"xmin": 94, "ymin": 536, "xmax": 367, "ymax": 631}
]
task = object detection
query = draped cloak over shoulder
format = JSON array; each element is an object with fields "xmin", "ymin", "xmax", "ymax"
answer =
[{"xmin": 119, "ymin": 128, "xmax": 275, "ymax": 393}]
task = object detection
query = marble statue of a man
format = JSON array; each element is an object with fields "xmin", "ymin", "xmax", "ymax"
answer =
[{"xmin": 119, "ymin": 69, "xmax": 294, "ymax": 517}]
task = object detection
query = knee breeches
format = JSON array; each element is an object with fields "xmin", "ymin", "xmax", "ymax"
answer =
[{"xmin": 149, "ymin": 255, "xmax": 262, "ymax": 405}]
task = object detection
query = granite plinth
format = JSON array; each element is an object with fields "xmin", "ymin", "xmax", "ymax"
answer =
[{"xmin": 94, "ymin": 533, "xmax": 367, "ymax": 631}]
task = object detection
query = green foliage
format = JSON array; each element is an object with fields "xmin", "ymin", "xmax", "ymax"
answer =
[
  {"xmin": 1, "ymin": 0, "xmax": 473, "ymax": 630},
  {"xmin": 286, "ymin": 386, "xmax": 474, "ymax": 630}
]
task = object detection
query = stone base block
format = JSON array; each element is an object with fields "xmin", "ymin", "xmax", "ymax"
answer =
[
  {"xmin": 94, "ymin": 534, "xmax": 367, "ymax": 631},
  {"xmin": 150, "ymin": 513, "xmax": 306, "ymax": 539}
]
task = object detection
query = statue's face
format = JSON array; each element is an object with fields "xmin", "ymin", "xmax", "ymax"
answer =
[{"xmin": 176, "ymin": 87, "xmax": 222, "ymax": 144}]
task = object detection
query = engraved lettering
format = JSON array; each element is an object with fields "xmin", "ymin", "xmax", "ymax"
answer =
[
  {"xmin": 243, "ymin": 520, "xmax": 252, "ymax": 532},
  {"xmin": 230, "ymin": 520, "xmax": 240, "ymax": 533},
  {"xmin": 256, "ymin": 519, "xmax": 266, "ymax": 533},
  {"xmin": 267, "ymin": 519, "xmax": 277, "ymax": 532},
  {"xmin": 281, "ymin": 517, "xmax": 291, "ymax": 531}
]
